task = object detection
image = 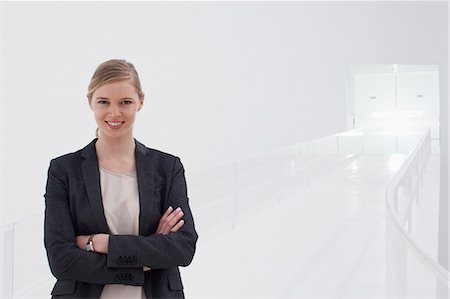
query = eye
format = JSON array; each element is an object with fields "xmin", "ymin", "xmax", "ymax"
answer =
[
  {"xmin": 97, "ymin": 100, "xmax": 109, "ymax": 104},
  {"xmin": 121, "ymin": 100, "xmax": 133, "ymax": 105}
]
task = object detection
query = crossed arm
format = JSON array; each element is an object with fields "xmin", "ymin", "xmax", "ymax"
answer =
[
  {"xmin": 75, "ymin": 206, "xmax": 185, "ymax": 255},
  {"xmin": 44, "ymin": 157, "xmax": 198, "ymax": 286}
]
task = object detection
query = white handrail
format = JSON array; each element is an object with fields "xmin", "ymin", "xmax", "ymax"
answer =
[
  {"xmin": 385, "ymin": 128, "xmax": 450, "ymax": 286},
  {"xmin": 2, "ymin": 211, "xmax": 43, "ymax": 228}
]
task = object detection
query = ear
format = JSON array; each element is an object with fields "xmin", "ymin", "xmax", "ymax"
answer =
[
  {"xmin": 137, "ymin": 97, "xmax": 144, "ymax": 112},
  {"xmin": 87, "ymin": 96, "xmax": 93, "ymax": 111}
]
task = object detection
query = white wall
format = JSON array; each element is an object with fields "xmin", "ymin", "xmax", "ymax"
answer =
[{"xmin": 1, "ymin": 2, "xmax": 448, "ymax": 224}]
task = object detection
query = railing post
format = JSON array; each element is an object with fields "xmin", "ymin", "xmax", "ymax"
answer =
[
  {"xmin": 406, "ymin": 168, "xmax": 413, "ymax": 196},
  {"xmin": 415, "ymin": 168, "xmax": 421, "ymax": 205},
  {"xmin": 2, "ymin": 224, "xmax": 14, "ymax": 299},
  {"xmin": 407, "ymin": 202, "xmax": 413, "ymax": 234},
  {"xmin": 277, "ymin": 154, "xmax": 282, "ymax": 204},
  {"xmin": 232, "ymin": 161, "xmax": 238, "ymax": 230},
  {"xmin": 394, "ymin": 191, "xmax": 399, "ymax": 214},
  {"xmin": 336, "ymin": 135, "xmax": 340, "ymax": 155}
]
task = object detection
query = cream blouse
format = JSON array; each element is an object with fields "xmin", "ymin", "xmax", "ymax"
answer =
[{"xmin": 98, "ymin": 166, "xmax": 146, "ymax": 299}]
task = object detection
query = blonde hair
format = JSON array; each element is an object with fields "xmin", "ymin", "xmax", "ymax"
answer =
[
  {"xmin": 87, "ymin": 59, "xmax": 145, "ymax": 101},
  {"xmin": 87, "ymin": 59, "xmax": 145, "ymax": 138}
]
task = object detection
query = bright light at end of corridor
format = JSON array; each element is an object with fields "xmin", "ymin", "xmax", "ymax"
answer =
[{"xmin": 371, "ymin": 110, "xmax": 423, "ymax": 134}]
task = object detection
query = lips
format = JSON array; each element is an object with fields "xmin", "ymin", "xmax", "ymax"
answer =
[{"xmin": 105, "ymin": 121, "xmax": 124, "ymax": 129}]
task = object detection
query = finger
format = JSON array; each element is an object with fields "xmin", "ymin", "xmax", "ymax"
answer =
[
  {"xmin": 165, "ymin": 207, "xmax": 183, "ymax": 224},
  {"xmin": 167, "ymin": 209, "xmax": 184, "ymax": 228},
  {"xmin": 160, "ymin": 207, "xmax": 182, "ymax": 232},
  {"xmin": 157, "ymin": 206, "xmax": 173, "ymax": 232},
  {"xmin": 170, "ymin": 219, "xmax": 185, "ymax": 233},
  {"xmin": 162, "ymin": 206, "xmax": 173, "ymax": 219},
  {"xmin": 160, "ymin": 208, "xmax": 183, "ymax": 233},
  {"xmin": 159, "ymin": 206, "xmax": 173, "ymax": 225},
  {"xmin": 162, "ymin": 209, "xmax": 183, "ymax": 233}
]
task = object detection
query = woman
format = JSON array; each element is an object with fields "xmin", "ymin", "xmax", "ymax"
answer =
[{"xmin": 44, "ymin": 59, "xmax": 198, "ymax": 299}]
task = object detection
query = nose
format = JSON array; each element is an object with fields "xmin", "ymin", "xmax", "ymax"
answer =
[{"xmin": 108, "ymin": 103, "xmax": 122, "ymax": 117}]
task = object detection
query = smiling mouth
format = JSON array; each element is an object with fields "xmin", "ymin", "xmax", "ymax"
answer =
[{"xmin": 105, "ymin": 121, "xmax": 124, "ymax": 129}]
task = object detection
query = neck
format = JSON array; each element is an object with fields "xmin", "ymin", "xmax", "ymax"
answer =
[{"xmin": 95, "ymin": 133, "xmax": 136, "ymax": 160}]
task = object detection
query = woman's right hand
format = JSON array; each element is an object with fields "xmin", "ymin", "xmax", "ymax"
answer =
[
  {"xmin": 156, "ymin": 206, "xmax": 184, "ymax": 235},
  {"xmin": 145, "ymin": 206, "xmax": 184, "ymax": 272}
]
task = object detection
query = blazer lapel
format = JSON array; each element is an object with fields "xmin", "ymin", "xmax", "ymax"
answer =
[
  {"xmin": 135, "ymin": 139, "xmax": 155, "ymax": 236},
  {"xmin": 80, "ymin": 138, "xmax": 155, "ymax": 236},
  {"xmin": 81, "ymin": 139, "xmax": 110, "ymax": 233}
]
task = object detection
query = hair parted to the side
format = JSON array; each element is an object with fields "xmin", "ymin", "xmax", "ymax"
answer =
[{"xmin": 87, "ymin": 59, "xmax": 145, "ymax": 101}]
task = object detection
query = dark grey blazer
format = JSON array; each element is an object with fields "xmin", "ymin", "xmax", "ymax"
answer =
[{"xmin": 44, "ymin": 138, "xmax": 198, "ymax": 298}]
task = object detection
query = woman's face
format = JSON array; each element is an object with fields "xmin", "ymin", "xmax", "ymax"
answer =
[{"xmin": 89, "ymin": 79, "xmax": 143, "ymax": 139}]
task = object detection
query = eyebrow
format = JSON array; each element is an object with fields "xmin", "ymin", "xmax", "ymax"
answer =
[{"xmin": 95, "ymin": 97, "xmax": 136, "ymax": 101}]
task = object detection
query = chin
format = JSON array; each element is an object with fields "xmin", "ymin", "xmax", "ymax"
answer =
[{"xmin": 102, "ymin": 129, "xmax": 132, "ymax": 138}]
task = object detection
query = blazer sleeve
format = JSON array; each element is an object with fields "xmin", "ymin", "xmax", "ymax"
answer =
[
  {"xmin": 107, "ymin": 157, "xmax": 199, "ymax": 269},
  {"xmin": 44, "ymin": 159, "xmax": 145, "ymax": 286}
]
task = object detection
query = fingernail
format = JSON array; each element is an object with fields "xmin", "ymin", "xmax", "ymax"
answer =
[
  {"xmin": 176, "ymin": 207, "xmax": 181, "ymax": 212},
  {"xmin": 168, "ymin": 206, "xmax": 173, "ymax": 210}
]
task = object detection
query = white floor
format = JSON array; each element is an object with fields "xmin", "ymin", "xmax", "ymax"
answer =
[{"xmin": 183, "ymin": 154, "xmax": 442, "ymax": 298}]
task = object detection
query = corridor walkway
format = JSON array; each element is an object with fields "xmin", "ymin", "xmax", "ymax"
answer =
[{"xmin": 184, "ymin": 154, "xmax": 406, "ymax": 298}]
